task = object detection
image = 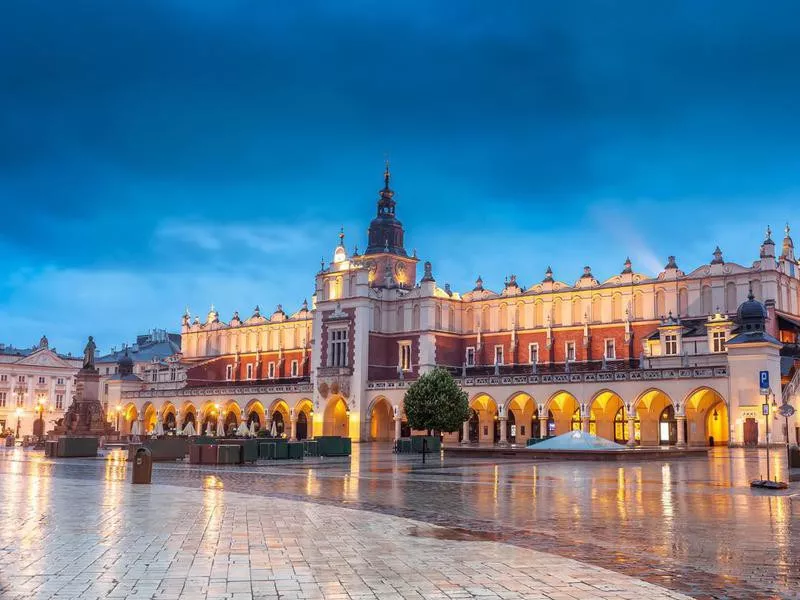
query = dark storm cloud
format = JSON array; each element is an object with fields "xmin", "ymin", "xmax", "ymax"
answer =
[{"xmin": 1, "ymin": 0, "xmax": 799, "ymax": 350}]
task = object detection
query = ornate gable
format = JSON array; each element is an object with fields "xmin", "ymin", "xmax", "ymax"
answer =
[{"xmin": 15, "ymin": 349, "xmax": 75, "ymax": 369}]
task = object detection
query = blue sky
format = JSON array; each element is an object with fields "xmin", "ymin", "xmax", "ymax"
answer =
[{"xmin": 1, "ymin": 1, "xmax": 799, "ymax": 355}]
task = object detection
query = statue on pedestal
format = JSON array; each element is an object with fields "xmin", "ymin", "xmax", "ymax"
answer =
[{"xmin": 83, "ymin": 336, "xmax": 96, "ymax": 370}]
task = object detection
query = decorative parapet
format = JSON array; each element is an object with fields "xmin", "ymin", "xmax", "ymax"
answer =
[
  {"xmin": 367, "ymin": 366, "xmax": 728, "ymax": 390},
  {"xmin": 122, "ymin": 382, "xmax": 313, "ymax": 400}
]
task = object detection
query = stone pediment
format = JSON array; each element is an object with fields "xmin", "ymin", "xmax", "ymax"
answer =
[
  {"xmin": 684, "ymin": 261, "xmax": 752, "ymax": 278},
  {"xmin": 15, "ymin": 349, "xmax": 75, "ymax": 369}
]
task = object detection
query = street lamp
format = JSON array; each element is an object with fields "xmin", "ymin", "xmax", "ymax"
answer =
[
  {"xmin": 36, "ymin": 398, "xmax": 45, "ymax": 443},
  {"xmin": 14, "ymin": 407, "xmax": 23, "ymax": 438}
]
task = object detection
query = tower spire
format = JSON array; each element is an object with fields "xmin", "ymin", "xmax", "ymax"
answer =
[{"xmin": 383, "ymin": 159, "xmax": 391, "ymax": 190}]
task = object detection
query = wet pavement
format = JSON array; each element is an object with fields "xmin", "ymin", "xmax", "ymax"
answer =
[{"xmin": 0, "ymin": 444, "xmax": 798, "ymax": 599}]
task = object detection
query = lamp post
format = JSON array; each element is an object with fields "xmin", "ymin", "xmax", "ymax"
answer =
[
  {"xmin": 762, "ymin": 388, "xmax": 773, "ymax": 481},
  {"xmin": 36, "ymin": 398, "xmax": 45, "ymax": 443},
  {"xmin": 115, "ymin": 404, "xmax": 122, "ymax": 433},
  {"xmin": 15, "ymin": 407, "xmax": 23, "ymax": 438}
]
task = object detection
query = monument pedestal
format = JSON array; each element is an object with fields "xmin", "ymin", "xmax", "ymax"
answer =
[{"xmin": 49, "ymin": 364, "xmax": 115, "ymax": 457}]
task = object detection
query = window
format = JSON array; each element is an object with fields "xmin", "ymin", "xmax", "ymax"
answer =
[
  {"xmin": 712, "ymin": 331, "xmax": 727, "ymax": 353},
  {"xmin": 328, "ymin": 328, "xmax": 349, "ymax": 367},
  {"xmin": 290, "ymin": 360, "xmax": 299, "ymax": 377},
  {"xmin": 104, "ymin": 383, "xmax": 108, "ymax": 395},
  {"xmin": 494, "ymin": 345, "xmax": 504, "ymax": 366},
  {"xmin": 16, "ymin": 392, "xmax": 24, "ymax": 407},
  {"xmin": 38, "ymin": 376, "xmax": 46, "ymax": 384},
  {"xmin": 465, "ymin": 347, "xmax": 475, "ymax": 367},
  {"xmin": 398, "ymin": 341, "xmax": 412, "ymax": 371},
  {"xmin": 225, "ymin": 364, "xmax": 233, "ymax": 380},
  {"xmin": 55, "ymin": 394, "xmax": 64, "ymax": 409},
  {"xmin": 0, "ymin": 392, "xmax": 5, "ymax": 407},
  {"xmin": 105, "ymin": 367, "xmax": 110, "ymax": 375},
  {"xmin": 57, "ymin": 378, "xmax": 64, "ymax": 385},
  {"xmin": 664, "ymin": 333, "xmax": 678, "ymax": 356},
  {"xmin": 0, "ymin": 374, "xmax": 6, "ymax": 382},
  {"xmin": 169, "ymin": 368, "xmax": 177, "ymax": 382},
  {"xmin": 604, "ymin": 339, "xmax": 616, "ymax": 360},
  {"xmin": 18, "ymin": 375, "xmax": 25, "ymax": 384},
  {"xmin": 528, "ymin": 343, "xmax": 539, "ymax": 364},
  {"xmin": 565, "ymin": 341, "xmax": 576, "ymax": 362},
  {"xmin": 246, "ymin": 363, "xmax": 253, "ymax": 380},
  {"xmin": 151, "ymin": 370, "xmax": 157, "ymax": 382},
  {"xmin": 268, "ymin": 362, "xmax": 275, "ymax": 379}
]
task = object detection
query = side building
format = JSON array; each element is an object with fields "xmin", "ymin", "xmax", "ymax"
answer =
[{"xmin": 119, "ymin": 167, "xmax": 800, "ymax": 448}]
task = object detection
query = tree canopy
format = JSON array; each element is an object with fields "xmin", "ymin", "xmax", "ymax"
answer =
[{"xmin": 403, "ymin": 367, "xmax": 469, "ymax": 433}]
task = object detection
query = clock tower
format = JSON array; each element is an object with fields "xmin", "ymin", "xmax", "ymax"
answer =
[{"xmin": 362, "ymin": 162, "xmax": 418, "ymax": 288}]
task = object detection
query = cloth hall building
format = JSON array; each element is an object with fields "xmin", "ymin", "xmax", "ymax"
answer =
[{"xmin": 116, "ymin": 167, "xmax": 800, "ymax": 449}]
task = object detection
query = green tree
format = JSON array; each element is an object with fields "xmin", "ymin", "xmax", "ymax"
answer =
[{"xmin": 403, "ymin": 367, "xmax": 469, "ymax": 434}]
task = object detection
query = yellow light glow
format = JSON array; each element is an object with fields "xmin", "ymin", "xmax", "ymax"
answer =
[{"xmin": 15, "ymin": 408, "xmax": 23, "ymax": 417}]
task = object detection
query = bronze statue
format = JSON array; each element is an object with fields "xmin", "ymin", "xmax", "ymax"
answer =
[{"xmin": 83, "ymin": 336, "xmax": 96, "ymax": 370}]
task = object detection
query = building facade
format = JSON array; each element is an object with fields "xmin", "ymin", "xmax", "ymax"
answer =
[
  {"xmin": 119, "ymin": 166, "xmax": 800, "ymax": 448},
  {"xmin": 0, "ymin": 336, "xmax": 82, "ymax": 438}
]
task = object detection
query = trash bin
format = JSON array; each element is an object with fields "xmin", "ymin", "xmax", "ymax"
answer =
[
  {"xmin": 132, "ymin": 447, "xmax": 153, "ymax": 484},
  {"xmin": 790, "ymin": 445, "xmax": 800, "ymax": 469}
]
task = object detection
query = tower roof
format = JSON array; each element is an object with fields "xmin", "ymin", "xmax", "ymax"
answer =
[{"xmin": 365, "ymin": 161, "xmax": 407, "ymax": 256}]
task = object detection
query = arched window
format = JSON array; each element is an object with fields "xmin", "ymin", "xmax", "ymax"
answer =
[
  {"xmin": 701, "ymin": 285, "xmax": 712, "ymax": 314},
  {"xmin": 632, "ymin": 293, "xmax": 643, "ymax": 319},
  {"xmin": 612, "ymin": 294, "xmax": 623, "ymax": 321},
  {"xmin": 434, "ymin": 305, "xmax": 442, "ymax": 330},
  {"xmin": 373, "ymin": 305, "xmax": 381, "ymax": 331},
  {"xmin": 515, "ymin": 302, "xmax": 523, "ymax": 329},
  {"xmin": 396, "ymin": 305, "xmax": 404, "ymax": 332},
  {"xmin": 750, "ymin": 279, "xmax": 762, "ymax": 300},
  {"xmin": 655, "ymin": 289, "xmax": 666, "ymax": 318},
  {"xmin": 464, "ymin": 308, "xmax": 473, "ymax": 333},
  {"xmin": 498, "ymin": 304, "xmax": 508, "ymax": 330},
  {"xmin": 614, "ymin": 407, "xmax": 640, "ymax": 444},
  {"xmin": 448, "ymin": 306, "xmax": 455, "ymax": 332},
  {"xmin": 591, "ymin": 295, "xmax": 601, "ymax": 323},
  {"xmin": 481, "ymin": 305, "xmax": 490, "ymax": 331},
  {"xmin": 534, "ymin": 302, "xmax": 543, "ymax": 327},
  {"xmin": 678, "ymin": 288, "xmax": 689, "ymax": 317},
  {"xmin": 725, "ymin": 282, "xmax": 737, "ymax": 314},
  {"xmin": 552, "ymin": 298, "xmax": 562, "ymax": 325},
  {"xmin": 412, "ymin": 304, "xmax": 421, "ymax": 330},
  {"xmin": 572, "ymin": 299, "xmax": 582, "ymax": 325}
]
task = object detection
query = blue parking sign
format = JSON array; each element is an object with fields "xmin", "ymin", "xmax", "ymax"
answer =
[{"xmin": 759, "ymin": 370, "xmax": 770, "ymax": 391}]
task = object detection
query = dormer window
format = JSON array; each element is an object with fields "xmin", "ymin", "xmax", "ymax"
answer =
[
  {"xmin": 711, "ymin": 331, "xmax": 727, "ymax": 353},
  {"xmin": 664, "ymin": 334, "xmax": 678, "ymax": 356}
]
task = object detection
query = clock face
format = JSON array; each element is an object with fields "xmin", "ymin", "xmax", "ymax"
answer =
[{"xmin": 394, "ymin": 262, "xmax": 406, "ymax": 276}]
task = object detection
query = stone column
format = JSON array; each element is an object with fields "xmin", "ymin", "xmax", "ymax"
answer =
[
  {"xmin": 539, "ymin": 418, "xmax": 548, "ymax": 438},
  {"xmin": 627, "ymin": 417, "xmax": 636, "ymax": 448},
  {"xmin": 676, "ymin": 416, "xmax": 687, "ymax": 447},
  {"xmin": 394, "ymin": 416, "xmax": 402, "ymax": 441},
  {"xmin": 499, "ymin": 417, "xmax": 508, "ymax": 445},
  {"xmin": 290, "ymin": 417, "xmax": 297, "ymax": 441},
  {"xmin": 461, "ymin": 420, "xmax": 469, "ymax": 444}
]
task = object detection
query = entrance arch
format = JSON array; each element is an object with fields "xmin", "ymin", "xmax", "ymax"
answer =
[
  {"xmin": 323, "ymin": 396, "xmax": 349, "ymax": 437},
  {"xmin": 635, "ymin": 388, "xmax": 675, "ymax": 446},
  {"xmin": 369, "ymin": 397, "xmax": 394, "ymax": 441},
  {"xmin": 244, "ymin": 400, "xmax": 265, "ymax": 433},
  {"xmin": 268, "ymin": 400, "xmax": 290, "ymax": 437},
  {"xmin": 469, "ymin": 393, "xmax": 498, "ymax": 444},
  {"xmin": 294, "ymin": 399, "xmax": 313, "ymax": 440},
  {"xmin": 505, "ymin": 392, "xmax": 536, "ymax": 445},
  {"xmin": 546, "ymin": 391, "xmax": 579, "ymax": 436},
  {"xmin": 142, "ymin": 403, "xmax": 157, "ymax": 434},
  {"xmin": 121, "ymin": 403, "xmax": 138, "ymax": 436},
  {"xmin": 589, "ymin": 390, "xmax": 631, "ymax": 442},
  {"xmin": 685, "ymin": 387, "xmax": 729, "ymax": 446}
]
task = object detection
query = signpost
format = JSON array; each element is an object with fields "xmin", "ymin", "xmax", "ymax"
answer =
[{"xmin": 779, "ymin": 402, "xmax": 795, "ymax": 477}]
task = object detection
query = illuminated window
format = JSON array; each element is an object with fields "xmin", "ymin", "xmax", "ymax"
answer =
[
  {"xmin": 328, "ymin": 328, "xmax": 349, "ymax": 367},
  {"xmin": 604, "ymin": 339, "xmax": 616, "ymax": 360},
  {"xmin": 664, "ymin": 333, "xmax": 678, "ymax": 355},
  {"xmin": 246, "ymin": 363, "xmax": 253, "ymax": 380},
  {"xmin": 0, "ymin": 392, "xmax": 5, "ymax": 407},
  {"xmin": 16, "ymin": 392, "xmax": 24, "ymax": 407},
  {"xmin": 528, "ymin": 343, "xmax": 539, "ymax": 364},
  {"xmin": 712, "ymin": 331, "xmax": 727, "ymax": 353},
  {"xmin": 465, "ymin": 347, "xmax": 475, "ymax": 367},
  {"xmin": 290, "ymin": 360, "xmax": 298, "ymax": 377},
  {"xmin": 398, "ymin": 341, "xmax": 412, "ymax": 371},
  {"xmin": 565, "ymin": 341, "xmax": 576, "ymax": 362},
  {"xmin": 225, "ymin": 365, "xmax": 233, "ymax": 380},
  {"xmin": 55, "ymin": 394, "xmax": 64, "ymax": 409}
]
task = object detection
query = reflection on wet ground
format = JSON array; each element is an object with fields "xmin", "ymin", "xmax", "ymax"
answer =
[{"xmin": 0, "ymin": 444, "xmax": 797, "ymax": 599}]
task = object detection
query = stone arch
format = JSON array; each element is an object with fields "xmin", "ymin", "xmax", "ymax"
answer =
[
  {"xmin": 634, "ymin": 388, "xmax": 676, "ymax": 445},
  {"xmin": 294, "ymin": 398, "xmax": 314, "ymax": 440},
  {"xmin": 244, "ymin": 399, "xmax": 266, "ymax": 432},
  {"xmin": 160, "ymin": 401, "xmax": 177, "ymax": 432},
  {"xmin": 323, "ymin": 395, "xmax": 349, "ymax": 437},
  {"xmin": 222, "ymin": 400, "xmax": 241, "ymax": 435},
  {"xmin": 504, "ymin": 391, "xmax": 535, "ymax": 444},
  {"xmin": 141, "ymin": 401, "xmax": 157, "ymax": 434},
  {"xmin": 469, "ymin": 392, "xmax": 498, "ymax": 444},
  {"xmin": 368, "ymin": 396, "xmax": 394, "ymax": 441},
  {"xmin": 180, "ymin": 401, "xmax": 198, "ymax": 430},
  {"xmin": 589, "ymin": 389, "xmax": 630, "ymax": 442},
  {"xmin": 543, "ymin": 391, "xmax": 580, "ymax": 435},
  {"xmin": 684, "ymin": 386, "xmax": 729, "ymax": 446},
  {"xmin": 199, "ymin": 401, "xmax": 219, "ymax": 435},
  {"xmin": 120, "ymin": 403, "xmax": 138, "ymax": 435},
  {"xmin": 268, "ymin": 399, "xmax": 290, "ymax": 437}
]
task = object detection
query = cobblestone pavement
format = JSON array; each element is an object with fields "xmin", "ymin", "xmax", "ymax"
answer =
[
  {"xmin": 0, "ymin": 445, "xmax": 798, "ymax": 599},
  {"xmin": 0, "ymin": 461, "xmax": 693, "ymax": 600}
]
